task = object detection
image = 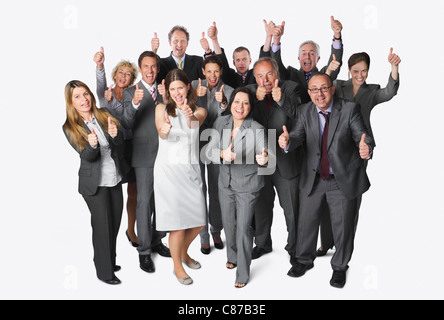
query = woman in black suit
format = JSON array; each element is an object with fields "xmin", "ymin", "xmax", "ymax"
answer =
[{"xmin": 62, "ymin": 80, "xmax": 129, "ymax": 285}]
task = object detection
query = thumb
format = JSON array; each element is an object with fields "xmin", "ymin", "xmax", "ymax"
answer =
[
  {"xmin": 360, "ymin": 133, "xmax": 366, "ymax": 144},
  {"xmin": 389, "ymin": 47, "xmax": 393, "ymax": 56},
  {"xmin": 228, "ymin": 143, "xmax": 233, "ymax": 150},
  {"xmin": 213, "ymin": 21, "xmax": 217, "ymax": 28},
  {"xmin": 108, "ymin": 117, "xmax": 113, "ymax": 126},
  {"xmin": 282, "ymin": 125, "xmax": 288, "ymax": 134},
  {"xmin": 154, "ymin": 32, "xmax": 158, "ymax": 38},
  {"xmin": 274, "ymin": 79, "xmax": 279, "ymax": 88},
  {"xmin": 108, "ymin": 84, "xmax": 114, "ymax": 91},
  {"xmin": 219, "ymin": 84, "xmax": 224, "ymax": 92},
  {"xmin": 331, "ymin": 15, "xmax": 335, "ymax": 22},
  {"xmin": 136, "ymin": 83, "xmax": 139, "ymax": 90},
  {"xmin": 198, "ymin": 78, "xmax": 202, "ymax": 86},
  {"xmin": 260, "ymin": 78, "xmax": 264, "ymax": 87},
  {"xmin": 202, "ymin": 32, "xmax": 205, "ymax": 39},
  {"xmin": 281, "ymin": 21, "xmax": 286, "ymax": 28},
  {"xmin": 332, "ymin": 53, "xmax": 336, "ymax": 61},
  {"xmin": 90, "ymin": 127, "xmax": 96, "ymax": 135},
  {"xmin": 165, "ymin": 111, "xmax": 170, "ymax": 123},
  {"xmin": 262, "ymin": 147, "xmax": 266, "ymax": 156},
  {"xmin": 100, "ymin": 46, "xmax": 104, "ymax": 54}
]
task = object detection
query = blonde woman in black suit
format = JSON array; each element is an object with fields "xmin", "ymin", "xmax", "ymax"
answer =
[{"xmin": 63, "ymin": 80, "xmax": 129, "ymax": 285}]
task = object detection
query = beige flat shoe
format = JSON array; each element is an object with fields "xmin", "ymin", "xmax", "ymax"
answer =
[
  {"xmin": 173, "ymin": 270, "xmax": 193, "ymax": 285},
  {"xmin": 182, "ymin": 259, "xmax": 201, "ymax": 269}
]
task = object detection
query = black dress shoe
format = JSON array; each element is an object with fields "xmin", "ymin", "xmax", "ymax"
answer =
[
  {"xmin": 201, "ymin": 245, "xmax": 211, "ymax": 255},
  {"xmin": 102, "ymin": 275, "xmax": 121, "ymax": 285},
  {"xmin": 126, "ymin": 231, "xmax": 139, "ymax": 248},
  {"xmin": 114, "ymin": 265, "xmax": 121, "ymax": 272},
  {"xmin": 316, "ymin": 247, "xmax": 330, "ymax": 257},
  {"xmin": 139, "ymin": 254, "xmax": 155, "ymax": 273},
  {"xmin": 330, "ymin": 270, "xmax": 346, "ymax": 288},
  {"xmin": 287, "ymin": 262, "xmax": 314, "ymax": 278},
  {"xmin": 152, "ymin": 243, "xmax": 171, "ymax": 257},
  {"xmin": 252, "ymin": 246, "xmax": 271, "ymax": 260},
  {"xmin": 213, "ymin": 237, "xmax": 224, "ymax": 250}
]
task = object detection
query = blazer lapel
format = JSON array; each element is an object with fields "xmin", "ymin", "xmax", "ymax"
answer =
[
  {"xmin": 327, "ymin": 99, "xmax": 342, "ymax": 150},
  {"xmin": 307, "ymin": 103, "xmax": 321, "ymax": 150},
  {"xmin": 232, "ymin": 117, "xmax": 251, "ymax": 148}
]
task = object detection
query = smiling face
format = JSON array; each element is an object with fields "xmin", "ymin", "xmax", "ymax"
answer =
[
  {"xmin": 114, "ymin": 66, "xmax": 133, "ymax": 89},
  {"xmin": 308, "ymin": 74, "xmax": 335, "ymax": 111},
  {"xmin": 349, "ymin": 61, "xmax": 369, "ymax": 88},
  {"xmin": 169, "ymin": 30, "xmax": 188, "ymax": 59},
  {"xmin": 168, "ymin": 80, "xmax": 190, "ymax": 106},
  {"xmin": 72, "ymin": 86, "xmax": 92, "ymax": 117},
  {"xmin": 231, "ymin": 92, "xmax": 251, "ymax": 121},
  {"xmin": 139, "ymin": 56, "xmax": 159, "ymax": 86},
  {"xmin": 202, "ymin": 62, "xmax": 221, "ymax": 90},
  {"xmin": 298, "ymin": 43, "xmax": 320, "ymax": 73}
]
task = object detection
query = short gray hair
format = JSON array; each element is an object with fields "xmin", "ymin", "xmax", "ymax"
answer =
[{"xmin": 299, "ymin": 40, "xmax": 320, "ymax": 60}]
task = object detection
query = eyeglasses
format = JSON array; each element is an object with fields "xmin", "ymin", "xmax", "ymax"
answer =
[{"xmin": 308, "ymin": 86, "xmax": 332, "ymax": 94}]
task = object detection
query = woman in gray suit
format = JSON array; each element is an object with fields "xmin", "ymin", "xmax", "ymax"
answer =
[
  {"xmin": 63, "ymin": 80, "xmax": 129, "ymax": 285},
  {"xmin": 205, "ymin": 87, "xmax": 270, "ymax": 288},
  {"xmin": 318, "ymin": 48, "xmax": 401, "ymax": 256}
]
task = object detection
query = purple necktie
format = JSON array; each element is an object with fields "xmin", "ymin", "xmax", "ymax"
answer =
[{"xmin": 319, "ymin": 112, "xmax": 330, "ymax": 180}]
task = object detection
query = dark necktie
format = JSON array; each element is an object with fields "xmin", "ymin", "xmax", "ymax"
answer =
[
  {"xmin": 305, "ymin": 71, "xmax": 312, "ymax": 84},
  {"xmin": 242, "ymin": 74, "xmax": 246, "ymax": 84},
  {"xmin": 266, "ymin": 94, "xmax": 272, "ymax": 113},
  {"xmin": 319, "ymin": 112, "xmax": 330, "ymax": 180}
]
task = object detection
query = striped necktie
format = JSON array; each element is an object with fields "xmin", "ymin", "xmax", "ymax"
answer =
[
  {"xmin": 178, "ymin": 59, "xmax": 183, "ymax": 70},
  {"xmin": 149, "ymin": 87, "xmax": 157, "ymax": 105}
]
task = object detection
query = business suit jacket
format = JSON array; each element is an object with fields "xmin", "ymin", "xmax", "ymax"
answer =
[
  {"xmin": 216, "ymin": 47, "xmax": 269, "ymax": 89},
  {"xmin": 246, "ymin": 80, "xmax": 302, "ymax": 179},
  {"xmin": 63, "ymin": 125, "xmax": 128, "ymax": 196},
  {"xmin": 288, "ymin": 98, "xmax": 375, "ymax": 200},
  {"xmin": 156, "ymin": 53, "xmax": 204, "ymax": 83},
  {"xmin": 121, "ymin": 81, "xmax": 164, "ymax": 168},
  {"xmin": 271, "ymin": 44, "xmax": 343, "ymax": 103},
  {"xmin": 205, "ymin": 115, "xmax": 267, "ymax": 193},
  {"xmin": 333, "ymin": 74, "xmax": 400, "ymax": 145}
]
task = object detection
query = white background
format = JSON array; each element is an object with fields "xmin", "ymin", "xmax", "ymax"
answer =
[{"xmin": 0, "ymin": 0, "xmax": 442, "ymax": 300}]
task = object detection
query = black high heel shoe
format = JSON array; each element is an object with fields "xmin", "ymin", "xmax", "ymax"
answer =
[{"xmin": 126, "ymin": 231, "xmax": 139, "ymax": 248}]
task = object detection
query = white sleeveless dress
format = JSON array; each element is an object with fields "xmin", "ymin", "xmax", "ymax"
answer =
[{"xmin": 154, "ymin": 109, "xmax": 206, "ymax": 231}]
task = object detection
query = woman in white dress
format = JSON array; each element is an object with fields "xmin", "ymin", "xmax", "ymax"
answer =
[{"xmin": 154, "ymin": 69, "xmax": 208, "ymax": 285}]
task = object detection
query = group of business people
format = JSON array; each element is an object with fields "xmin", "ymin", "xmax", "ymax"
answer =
[{"xmin": 62, "ymin": 16, "xmax": 401, "ymax": 288}]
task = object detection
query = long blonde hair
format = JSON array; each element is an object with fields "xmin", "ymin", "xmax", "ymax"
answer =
[{"xmin": 63, "ymin": 80, "xmax": 119, "ymax": 152}]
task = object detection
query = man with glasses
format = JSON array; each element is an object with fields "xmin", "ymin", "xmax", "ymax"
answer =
[{"xmin": 278, "ymin": 73, "xmax": 374, "ymax": 288}]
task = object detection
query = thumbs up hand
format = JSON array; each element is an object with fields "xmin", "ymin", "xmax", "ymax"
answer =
[
  {"xmin": 331, "ymin": 16, "xmax": 343, "ymax": 39},
  {"xmin": 208, "ymin": 21, "xmax": 218, "ymax": 41},
  {"xmin": 160, "ymin": 111, "xmax": 172, "ymax": 136},
  {"xmin": 108, "ymin": 117, "xmax": 118, "ymax": 138},
  {"xmin": 196, "ymin": 78, "xmax": 207, "ymax": 97},
  {"xmin": 271, "ymin": 79, "xmax": 282, "ymax": 102},
  {"xmin": 200, "ymin": 32, "xmax": 211, "ymax": 53},
  {"xmin": 104, "ymin": 84, "xmax": 114, "ymax": 102},
  {"xmin": 326, "ymin": 53, "xmax": 340, "ymax": 75},
  {"xmin": 93, "ymin": 46, "xmax": 105, "ymax": 70},
  {"xmin": 88, "ymin": 127, "xmax": 98, "ymax": 147},
  {"xmin": 388, "ymin": 47, "xmax": 401, "ymax": 67},
  {"xmin": 256, "ymin": 78, "xmax": 267, "ymax": 101},
  {"xmin": 256, "ymin": 147, "xmax": 269, "ymax": 166},
  {"xmin": 151, "ymin": 32, "xmax": 160, "ymax": 53},
  {"xmin": 221, "ymin": 143, "xmax": 236, "ymax": 162},
  {"xmin": 359, "ymin": 133, "xmax": 370, "ymax": 159},
  {"xmin": 278, "ymin": 125, "xmax": 290, "ymax": 149},
  {"xmin": 215, "ymin": 84, "xmax": 225, "ymax": 103},
  {"xmin": 180, "ymin": 98, "xmax": 194, "ymax": 118},
  {"xmin": 133, "ymin": 83, "xmax": 144, "ymax": 105}
]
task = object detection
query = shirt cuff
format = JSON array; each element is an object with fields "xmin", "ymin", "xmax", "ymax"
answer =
[
  {"xmin": 332, "ymin": 40, "xmax": 342, "ymax": 50},
  {"xmin": 132, "ymin": 101, "xmax": 140, "ymax": 109},
  {"xmin": 271, "ymin": 43, "xmax": 281, "ymax": 53}
]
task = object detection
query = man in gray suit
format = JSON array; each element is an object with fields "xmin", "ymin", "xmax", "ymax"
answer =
[
  {"xmin": 267, "ymin": 16, "xmax": 344, "ymax": 103},
  {"xmin": 122, "ymin": 51, "xmax": 171, "ymax": 274},
  {"xmin": 246, "ymin": 57, "xmax": 302, "ymax": 263},
  {"xmin": 279, "ymin": 73, "xmax": 375, "ymax": 288}
]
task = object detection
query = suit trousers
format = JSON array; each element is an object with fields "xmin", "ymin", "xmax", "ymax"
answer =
[
  {"xmin": 297, "ymin": 174, "xmax": 358, "ymax": 271},
  {"xmin": 219, "ymin": 186, "xmax": 260, "ymax": 284},
  {"xmin": 199, "ymin": 162, "xmax": 223, "ymax": 244},
  {"xmin": 134, "ymin": 167, "xmax": 166, "ymax": 255},
  {"xmin": 253, "ymin": 168, "xmax": 299, "ymax": 254},
  {"xmin": 82, "ymin": 184, "xmax": 123, "ymax": 281}
]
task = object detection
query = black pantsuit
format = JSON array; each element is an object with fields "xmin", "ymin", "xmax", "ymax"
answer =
[{"xmin": 83, "ymin": 184, "xmax": 123, "ymax": 281}]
